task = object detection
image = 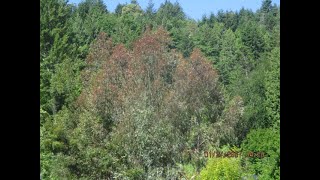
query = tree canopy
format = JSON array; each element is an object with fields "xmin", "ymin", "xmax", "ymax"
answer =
[{"xmin": 40, "ymin": 0, "xmax": 280, "ymax": 179}]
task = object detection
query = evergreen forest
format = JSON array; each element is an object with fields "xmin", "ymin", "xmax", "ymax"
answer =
[{"xmin": 40, "ymin": 0, "xmax": 280, "ymax": 179}]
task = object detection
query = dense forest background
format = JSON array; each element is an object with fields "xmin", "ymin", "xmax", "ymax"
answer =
[{"xmin": 40, "ymin": 0, "xmax": 280, "ymax": 179}]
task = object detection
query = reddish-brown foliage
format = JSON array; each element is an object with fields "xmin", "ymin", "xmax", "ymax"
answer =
[
  {"xmin": 170, "ymin": 48, "xmax": 223, "ymax": 125},
  {"xmin": 78, "ymin": 28, "xmax": 224, "ymax": 133}
]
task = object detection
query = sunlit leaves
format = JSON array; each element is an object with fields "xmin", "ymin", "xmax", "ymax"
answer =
[{"xmin": 241, "ymin": 128, "xmax": 280, "ymax": 179}]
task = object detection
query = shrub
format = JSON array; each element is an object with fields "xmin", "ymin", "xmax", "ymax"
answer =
[
  {"xmin": 199, "ymin": 157, "xmax": 242, "ymax": 180},
  {"xmin": 241, "ymin": 128, "xmax": 280, "ymax": 180}
]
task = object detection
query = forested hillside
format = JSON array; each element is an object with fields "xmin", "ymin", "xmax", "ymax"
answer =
[{"xmin": 40, "ymin": 0, "xmax": 280, "ymax": 179}]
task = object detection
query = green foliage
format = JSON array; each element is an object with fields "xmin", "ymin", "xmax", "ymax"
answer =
[
  {"xmin": 180, "ymin": 163, "xmax": 197, "ymax": 179},
  {"xmin": 265, "ymin": 47, "xmax": 280, "ymax": 129},
  {"xmin": 122, "ymin": 3, "xmax": 143, "ymax": 17},
  {"xmin": 216, "ymin": 10, "xmax": 239, "ymax": 31},
  {"xmin": 237, "ymin": 8, "xmax": 255, "ymax": 26},
  {"xmin": 170, "ymin": 20, "xmax": 197, "ymax": 57},
  {"xmin": 111, "ymin": 11, "xmax": 145, "ymax": 48},
  {"xmin": 124, "ymin": 168, "xmax": 144, "ymax": 179},
  {"xmin": 153, "ymin": 1, "xmax": 189, "ymax": 56},
  {"xmin": 199, "ymin": 158, "xmax": 242, "ymax": 180},
  {"xmin": 237, "ymin": 20, "xmax": 266, "ymax": 59},
  {"xmin": 69, "ymin": 0, "xmax": 111, "ymax": 58},
  {"xmin": 40, "ymin": 1, "xmax": 280, "ymax": 179},
  {"xmin": 46, "ymin": 153, "xmax": 76, "ymax": 179},
  {"xmin": 40, "ymin": 0, "xmax": 71, "ymax": 55},
  {"xmin": 155, "ymin": 1, "xmax": 185, "ymax": 30},
  {"xmin": 50, "ymin": 57, "xmax": 83, "ymax": 109},
  {"xmin": 216, "ymin": 29, "xmax": 239, "ymax": 84},
  {"xmin": 194, "ymin": 22, "xmax": 224, "ymax": 60},
  {"xmin": 258, "ymin": 0, "xmax": 279, "ymax": 31},
  {"xmin": 40, "ymin": 0, "xmax": 73, "ymax": 114},
  {"xmin": 241, "ymin": 128, "xmax": 280, "ymax": 180},
  {"xmin": 145, "ymin": 0, "xmax": 156, "ymax": 19},
  {"xmin": 115, "ymin": 3, "xmax": 125, "ymax": 16}
]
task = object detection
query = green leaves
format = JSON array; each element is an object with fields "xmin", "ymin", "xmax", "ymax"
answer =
[
  {"xmin": 199, "ymin": 157, "xmax": 242, "ymax": 180},
  {"xmin": 265, "ymin": 47, "xmax": 280, "ymax": 129},
  {"xmin": 237, "ymin": 20, "xmax": 266, "ymax": 59},
  {"xmin": 216, "ymin": 29, "xmax": 239, "ymax": 85},
  {"xmin": 122, "ymin": 3, "xmax": 143, "ymax": 17},
  {"xmin": 194, "ymin": 23, "xmax": 224, "ymax": 60},
  {"xmin": 241, "ymin": 128, "xmax": 280, "ymax": 179},
  {"xmin": 40, "ymin": 1, "xmax": 280, "ymax": 179}
]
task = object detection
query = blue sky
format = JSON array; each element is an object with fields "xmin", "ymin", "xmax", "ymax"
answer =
[{"xmin": 67, "ymin": 0, "xmax": 280, "ymax": 20}]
